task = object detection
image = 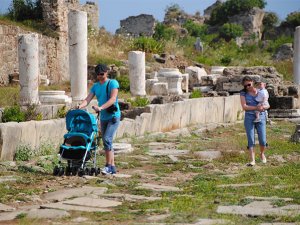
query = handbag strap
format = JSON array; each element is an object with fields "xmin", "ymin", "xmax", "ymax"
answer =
[{"xmin": 106, "ymin": 80, "xmax": 111, "ymax": 101}]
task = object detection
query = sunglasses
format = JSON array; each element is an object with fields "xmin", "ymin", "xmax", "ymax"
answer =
[
  {"xmin": 97, "ymin": 73, "xmax": 105, "ymax": 76},
  {"xmin": 244, "ymin": 83, "xmax": 252, "ymax": 88}
]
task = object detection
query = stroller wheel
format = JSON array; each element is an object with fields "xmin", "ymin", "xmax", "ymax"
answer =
[
  {"xmin": 72, "ymin": 167, "xmax": 78, "ymax": 176},
  {"xmin": 53, "ymin": 166, "xmax": 59, "ymax": 176},
  {"xmin": 95, "ymin": 167, "xmax": 100, "ymax": 176},
  {"xmin": 90, "ymin": 168, "xmax": 96, "ymax": 176},
  {"xmin": 78, "ymin": 168, "xmax": 85, "ymax": 177},
  {"xmin": 58, "ymin": 167, "xmax": 65, "ymax": 176},
  {"xmin": 65, "ymin": 166, "xmax": 71, "ymax": 176},
  {"xmin": 85, "ymin": 168, "xmax": 90, "ymax": 175}
]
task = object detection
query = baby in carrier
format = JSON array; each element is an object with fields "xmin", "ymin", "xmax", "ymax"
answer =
[{"xmin": 254, "ymin": 78, "xmax": 270, "ymax": 123}]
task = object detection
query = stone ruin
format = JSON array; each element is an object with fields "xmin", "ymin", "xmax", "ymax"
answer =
[
  {"xmin": 0, "ymin": 0, "xmax": 98, "ymax": 86},
  {"xmin": 115, "ymin": 14, "xmax": 156, "ymax": 37}
]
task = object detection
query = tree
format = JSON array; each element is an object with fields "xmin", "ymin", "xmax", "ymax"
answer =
[
  {"xmin": 219, "ymin": 23, "xmax": 244, "ymax": 41},
  {"xmin": 183, "ymin": 19, "xmax": 208, "ymax": 38},
  {"xmin": 153, "ymin": 23, "xmax": 177, "ymax": 41},
  {"xmin": 285, "ymin": 12, "xmax": 300, "ymax": 29},
  {"xmin": 8, "ymin": 0, "xmax": 43, "ymax": 21},
  {"xmin": 209, "ymin": 0, "xmax": 267, "ymax": 26},
  {"xmin": 263, "ymin": 12, "xmax": 279, "ymax": 29}
]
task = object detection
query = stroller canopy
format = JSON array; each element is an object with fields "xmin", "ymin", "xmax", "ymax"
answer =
[{"xmin": 66, "ymin": 109, "xmax": 98, "ymax": 135}]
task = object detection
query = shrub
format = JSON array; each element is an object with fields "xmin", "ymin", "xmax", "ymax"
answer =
[
  {"xmin": 219, "ymin": 23, "xmax": 244, "ymax": 41},
  {"xmin": 131, "ymin": 37, "xmax": 164, "ymax": 54},
  {"xmin": 285, "ymin": 12, "xmax": 300, "ymax": 29},
  {"xmin": 14, "ymin": 144, "xmax": 34, "ymax": 161},
  {"xmin": 209, "ymin": 0, "xmax": 266, "ymax": 25},
  {"xmin": 153, "ymin": 23, "xmax": 177, "ymax": 41},
  {"xmin": 116, "ymin": 75, "xmax": 130, "ymax": 92},
  {"xmin": 190, "ymin": 90, "xmax": 202, "ymax": 99},
  {"xmin": 96, "ymin": 57, "xmax": 123, "ymax": 67},
  {"xmin": 220, "ymin": 55, "xmax": 232, "ymax": 65},
  {"xmin": 127, "ymin": 97, "xmax": 149, "ymax": 107},
  {"xmin": 267, "ymin": 35, "xmax": 293, "ymax": 53},
  {"xmin": 183, "ymin": 20, "xmax": 208, "ymax": 38},
  {"xmin": 2, "ymin": 105, "xmax": 25, "ymax": 122},
  {"xmin": 7, "ymin": 0, "xmax": 43, "ymax": 21},
  {"xmin": 263, "ymin": 12, "xmax": 279, "ymax": 29}
]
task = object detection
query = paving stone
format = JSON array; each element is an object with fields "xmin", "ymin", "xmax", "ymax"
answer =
[
  {"xmin": 71, "ymin": 217, "xmax": 89, "ymax": 222},
  {"xmin": 26, "ymin": 208, "xmax": 70, "ymax": 219},
  {"xmin": 0, "ymin": 211, "xmax": 26, "ymax": 221},
  {"xmin": 101, "ymin": 193, "xmax": 161, "ymax": 202},
  {"xmin": 0, "ymin": 203, "xmax": 15, "ymax": 212},
  {"xmin": 217, "ymin": 183, "xmax": 264, "ymax": 188},
  {"xmin": 43, "ymin": 186, "xmax": 107, "ymax": 202},
  {"xmin": 168, "ymin": 155, "xmax": 179, "ymax": 162},
  {"xmin": 195, "ymin": 218, "xmax": 232, "ymax": 225},
  {"xmin": 194, "ymin": 151, "xmax": 222, "ymax": 160},
  {"xmin": 260, "ymin": 223, "xmax": 297, "ymax": 225},
  {"xmin": 41, "ymin": 202, "xmax": 111, "ymax": 212},
  {"xmin": 148, "ymin": 142, "xmax": 176, "ymax": 150},
  {"xmin": 217, "ymin": 201, "xmax": 300, "ymax": 217},
  {"xmin": 63, "ymin": 197, "xmax": 122, "ymax": 208},
  {"xmin": 147, "ymin": 149, "xmax": 189, "ymax": 156},
  {"xmin": 245, "ymin": 196, "xmax": 293, "ymax": 202},
  {"xmin": 147, "ymin": 213, "xmax": 170, "ymax": 221},
  {"xmin": 136, "ymin": 183, "xmax": 181, "ymax": 192},
  {"xmin": 113, "ymin": 173, "xmax": 132, "ymax": 178},
  {"xmin": 113, "ymin": 143, "xmax": 133, "ymax": 154},
  {"xmin": 0, "ymin": 176, "xmax": 20, "ymax": 183},
  {"xmin": 165, "ymin": 127, "xmax": 191, "ymax": 137}
]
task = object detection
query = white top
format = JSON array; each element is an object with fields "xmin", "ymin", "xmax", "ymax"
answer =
[{"xmin": 255, "ymin": 88, "xmax": 269, "ymax": 105}]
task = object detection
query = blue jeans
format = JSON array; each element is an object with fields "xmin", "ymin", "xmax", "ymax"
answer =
[
  {"xmin": 244, "ymin": 112, "xmax": 267, "ymax": 149},
  {"xmin": 100, "ymin": 117, "xmax": 120, "ymax": 151}
]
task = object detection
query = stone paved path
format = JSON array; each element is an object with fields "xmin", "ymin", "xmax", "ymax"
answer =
[{"xmin": 0, "ymin": 122, "xmax": 299, "ymax": 224}]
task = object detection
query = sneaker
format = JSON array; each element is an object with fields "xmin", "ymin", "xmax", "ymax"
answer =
[
  {"xmin": 101, "ymin": 166, "xmax": 112, "ymax": 175},
  {"xmin": 261, "ymin": 155, "xmax": 267, "ymax": 164},
  {"xmin": 110, "ymin": 166, "xmax": 117, "ymax": 174},
  {"xmin": 246, "ymin": 161, "xmax": 256, "ymax": 167},
  {"xmin": 253, "ymin": 118, "xmax": 261, "ymax": 123}
]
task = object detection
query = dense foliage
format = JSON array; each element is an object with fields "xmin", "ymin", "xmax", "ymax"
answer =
[
  {"xmin": 209, "ymin": 0, "xmax": 266, "ymax": 25},
  {"xmin": 153, "ymin": 23, "xmax": 177, "ymax": 41},
  {"xmin": 263, "ymin": 12, "xmax": 279, "ymax": 29},
  {"xmin": 183, "ymin": 20, "xmax": 208, "ymax": 38},
  {"xmin": 285, "ymin": 12, "xmax": 300, "ymax": 28},
  {"xmin": 2, "ymin": 105, "xmax": 25, "ymax": 122},
  {"xmin": 8, "ymin": 0, "xmax": 43, "ymax": 21},
  {"xmin": 131, "ymin": 37, "xmax": 164, "ymax": 54},
  {"xmin": 219, "ymin": 23, "xmax": 244, "ymax": 41}
]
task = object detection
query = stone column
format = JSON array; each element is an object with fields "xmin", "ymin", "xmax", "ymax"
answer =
[
  {"xmin": 18, "ymin": 34, "xmax": 40, "ymax": 105},
  {"xmin": 69, "ymin": 10, "xmax": 88, "ymax": 101},
  {"xmin": 294, "ymin": 26, "xmax": 300, "ymax": 85},
  {"xmin": 128, "ymin": 51, "xmax": 146, "ymax": 96}
]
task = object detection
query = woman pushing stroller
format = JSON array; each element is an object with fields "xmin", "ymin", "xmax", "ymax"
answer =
[{"xmin": 78, "ymin": 64, "xmax": 121, "ymax": 175}]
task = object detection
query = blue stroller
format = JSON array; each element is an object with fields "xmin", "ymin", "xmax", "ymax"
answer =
[{"xmin": 53, "ymin": 109, "xmax": 100, "ymax": 177}]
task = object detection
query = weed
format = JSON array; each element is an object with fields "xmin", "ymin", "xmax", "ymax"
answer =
[
  {"xmin": 126, "ymin": 97, "xmax": 150, "ymax": 107},
  {"xmin": 2, "ymin": 105, "xmax": 25, "ymax": 122},
  {"xmin": 56, "ymin": 106, "xmax": 67, "ymax": 118},
  {"xmin": 116, "ymin": 75, "xmax": 130, "ymax": 92},
  {"xmin": 14, "ymin": 145, "xmax": 34, "ymax": 161},
  {"xmin": 189, "ymin": 90, "xmax": 202, "ymax": 99}
]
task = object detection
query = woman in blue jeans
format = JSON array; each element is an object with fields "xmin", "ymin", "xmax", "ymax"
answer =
[
  {"xmin": 240, "ymin": 76, "xmax": 269, "ymax": 166},
  {"xmin": 78, "ymin": 64, "xmax": 121, "ymax": 174}
]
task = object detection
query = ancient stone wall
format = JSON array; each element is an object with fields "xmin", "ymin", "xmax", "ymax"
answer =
[
  {"xmin": 0, "ymin": 25, "xmax": 63, "ymax": 85},
  {"xmin": 0, "ymin": 0, "xmax": 99, "ymax": 85},
  {"xmin": 116, "ymin": 14, "xmax": 156, "ymax": 37}
]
